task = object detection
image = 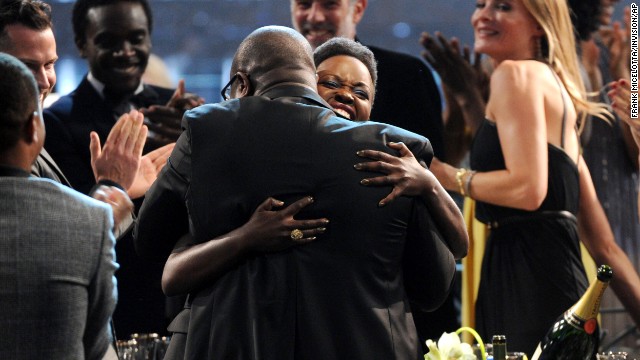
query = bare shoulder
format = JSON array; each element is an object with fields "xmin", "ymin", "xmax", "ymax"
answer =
[
  {"xmin": 491, "ymin": 60, "xmax": 548, "ymax": 90},
  {"xmin": 486, "ymin": 60, "xmax": 548, "ymax": 122}
]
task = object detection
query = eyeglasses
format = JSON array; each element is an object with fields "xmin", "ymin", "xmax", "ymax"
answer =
[
  {"xmin": 221, "ymin": 72, "xmax": 250, "ymax": 101},
  {"xmin": 220, "ymin": 74, "xmax": 238, "ymax": 101}
]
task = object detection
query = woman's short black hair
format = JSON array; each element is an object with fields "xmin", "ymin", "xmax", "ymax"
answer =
[{"xmin": 313, "ymin": 37, "xmax": 378, "ymax": 91}]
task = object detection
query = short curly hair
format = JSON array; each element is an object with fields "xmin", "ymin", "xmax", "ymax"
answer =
[
  {"xmin": 313, "ymin": 37, "xmax": 377, "ymax": 92},
  {"xmin": 72, "ymin": 0, "xmax": 153, "ymax": 45},
  {"xmin": 567, "ymin": 0, "xmax": 602, "ymax": 41}
]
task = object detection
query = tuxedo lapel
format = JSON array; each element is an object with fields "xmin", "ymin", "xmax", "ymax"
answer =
[{"xmin": 38, "ymin": 148, "xmax": 72, "ymax": 187}]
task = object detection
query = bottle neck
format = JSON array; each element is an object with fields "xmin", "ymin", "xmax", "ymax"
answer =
[
  {"xmin": 570, "ymin": 280, "xmax": 609, "ymax": 320},
  {"xmin": 565, "ymin": 279, "xmax": 609, "ymax": 335}
]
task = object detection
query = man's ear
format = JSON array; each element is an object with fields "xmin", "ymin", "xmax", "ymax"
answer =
[
  {"xmin": 75, "ymin": 35, "xmax": 87, "ymax": 58},
  {"xmin": 352, "ymin": 0, "xmax": 368, "ymax": 25},
  {"xmin": 22, "ymin": 112, "xmax": 39, "ymax": 144},
  {"xmin": 236, "ymin": 72, "xmax": 253, "ymax": 98}
]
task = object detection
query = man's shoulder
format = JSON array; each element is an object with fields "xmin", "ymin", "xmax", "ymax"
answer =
[
  {"xmin": 360, "ymin": 120, "xmax": 430, "ymax": 143},
  {"xmin": 345, "ymin": 120, "xmax": 434, "ymax": 160},
  {"xmin": 363, "ymin": 43, "xmax": 438, "ymax": 93},
  {"xmin": 44, "ymin": 79, "xmax": 96, "ymax": 117},
  {"xmin": 365, "ymin": 44, "xmax": 428, "ymax": 68},
  {"xmin": 2, "ymin": 177, "xmax": 107, "ymax": 212}
]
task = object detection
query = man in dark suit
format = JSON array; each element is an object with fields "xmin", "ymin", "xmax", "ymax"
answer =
[
  {"xmin": 42, "ymin": 0, "xmax": 197, "ymax": 337},
  {"xmin": 289, "ymin": 0, "xmax": 444, "ymax": 159},
  {"xmin": 135, "ymin": 25, "xmax": 456, "ymax": 359},
  {"xmin": 0, "ymin": 0, "xmax": 137, "ymax": 234},
  {"xmin": 42, "ymin": 0, "xmax": 185, "ymax": 195},
  {"xmin": 0, "ymin": 52, "xmax": 118, "ymax": 360}
]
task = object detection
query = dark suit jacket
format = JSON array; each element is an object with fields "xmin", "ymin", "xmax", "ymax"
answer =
[
  {"xmin": 43, "ymin": 76, "xmax": 175, "ymax": 195},
  {"xmin": 364, "ymin": 43, "xmax": 445, "ymax": 159},
  {"xmin": 43, "ymin": 76, "xmax": 176, "ymax": 337},
  {"xmin": 0, "ymin": 167, "xmax": 117, "ymax": 360},
  {"xmin": 135, "ymin": 85, "xmax": 456, "ymax": 359}
]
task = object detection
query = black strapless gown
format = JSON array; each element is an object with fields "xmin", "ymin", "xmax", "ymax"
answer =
[{"xmin": 471, "ymin": 119, "xmax": 589, "ymax": 355}]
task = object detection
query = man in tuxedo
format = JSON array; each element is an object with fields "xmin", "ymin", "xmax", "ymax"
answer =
[
  {"xmin": 41, "ymin": 0, "xmax": 196, "ymax": 336},
  {"xmin": 0, "ymin": 52, "xmax": 118, "ymax": 360},
  {"xmin": 135, "ymin": 25, "xmax": 456, "ymax": 359},
  {"xmin": 43, "ymin": 0, "xmax": 193, "ymax": 195}
]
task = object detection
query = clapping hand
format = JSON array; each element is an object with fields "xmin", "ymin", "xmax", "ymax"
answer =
[
  {"xmin": 91, "ymin": 184, "xmax": 134, "ymax": 232},
  {"xmin": 141, "ymin": 79, "xmax": 205, "ymax": 148},
  {"xmin": 127, "ymin": 142, "xmax": 175, "ymax": 199},
  {"xmin": 600, "ymin": 7, "xmax": 631, "ymax": 81},
  {"xmin": 608, "ymin": 79, "xmax": 639, "ymax": 132},
  {"xmin": 165, "ymin": 79, "xmax": 205, "ymax": 111},
  {"xmin": 607, "ymin": 78, "xmax": 640, "ymax": 169},
  {"xmin": 420, "ymin": 31, "xmax": 489, "ymax": 102},
  {"xmin": 90, "ymin": 109, "xmax": 147, "ymax": 190}
]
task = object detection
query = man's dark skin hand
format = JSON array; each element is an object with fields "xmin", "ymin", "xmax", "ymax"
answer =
[{"xmin": 142, "ymin": 79, "xmax": 205, "ymax": 147}]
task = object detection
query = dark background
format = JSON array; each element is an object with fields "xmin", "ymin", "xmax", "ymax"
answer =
[
  {"xmin": 47, "ymin": 1, "xmax": 629, "ymax": 103},
  {"xmin": 48, "ymin": 0, "xmax": 481, "ymax": 102}
]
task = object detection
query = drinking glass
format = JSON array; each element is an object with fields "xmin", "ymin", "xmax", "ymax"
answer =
[{"xmin": 597, "ymin": 351, "xmax": 628, "ymax": 360}]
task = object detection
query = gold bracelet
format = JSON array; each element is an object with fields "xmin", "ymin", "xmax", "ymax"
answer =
[
  {"xmin": 464, "ymin": 170, "xmax": 477, "ymax": 198},
  {"xmin": 455, "ymin": 168, "xmax": 468, "ymax": 196}
]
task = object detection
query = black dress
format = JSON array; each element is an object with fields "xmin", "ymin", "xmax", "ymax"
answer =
[{"xmin": 470, "ymin": 116, "xmax": 589, "ymax": 355}]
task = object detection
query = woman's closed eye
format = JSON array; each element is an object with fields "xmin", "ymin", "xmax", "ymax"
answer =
[
  {"xmin": 353, "ymin": 88, "xmax": 370, "ymax": 100},
  {"xmin": 319, "ymin": 80, "xmax": 340, "ymax": 89}
]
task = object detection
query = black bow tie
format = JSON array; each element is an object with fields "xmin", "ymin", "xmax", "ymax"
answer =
[{"xmin": 104, "ymin": 86, "xmax": 161, "ymax": 117}]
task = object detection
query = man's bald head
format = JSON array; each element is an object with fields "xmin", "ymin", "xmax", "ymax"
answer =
[{"xmin": 231, "ymin": 26, "xmax": 317, "ymax": 96}]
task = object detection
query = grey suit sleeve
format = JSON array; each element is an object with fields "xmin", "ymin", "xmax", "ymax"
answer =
[
  {"xmin": 84, "ymin": 205, "xmax": 118, "ymax": 360},
  {"xmin": 134, "ymin": 122, "xmax": 191, "ymax": 263}
]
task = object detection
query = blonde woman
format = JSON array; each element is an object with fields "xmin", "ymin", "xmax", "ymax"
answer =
[{"xmin": 431, "ymin": 0, "xmax": 640, "ymax": 355}]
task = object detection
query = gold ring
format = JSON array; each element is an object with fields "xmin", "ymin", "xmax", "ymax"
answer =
[{"xmin": 290, "ymin": 229, "xmax": 303, "ymax": 240}]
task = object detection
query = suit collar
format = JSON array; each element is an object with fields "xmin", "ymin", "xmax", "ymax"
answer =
[
  {"xmin": 0, "ymin": 165, "xmax": 30, "ymax": 178},
  {"xmin": 260, "ymin": 84, "xmax": 332, "ymax": 110},
  {"xmin": 81, "ymin": 74, "xmax": 164, "ymax": 110},
  {"xmin": 36, "ymin": 148, "xmax": 71, "ymax": 186},
  {"xmin": 87, "ymin": 72, "xmax": 145, "ymax": 100}
]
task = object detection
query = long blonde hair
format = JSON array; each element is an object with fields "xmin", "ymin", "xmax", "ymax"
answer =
[{"xmin": 522, "ymin": 0, "xmax": 611, "ymax": 130}]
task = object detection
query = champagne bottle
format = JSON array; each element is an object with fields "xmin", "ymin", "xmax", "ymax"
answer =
[{"xmin": 531, "ymin": 265, "xmax": 613, "ymax": 360}]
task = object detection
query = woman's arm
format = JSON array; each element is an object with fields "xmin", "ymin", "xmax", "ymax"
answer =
[
  {"xmin": 432, "ymin": 61, "xmax": 550, "ymax": 210},
  {"xmin": 354, "ymin": 142, "xmax": 469, "ymax": 259},
  {"xmin": 577, "ymin": 157, "xmax": 640, "ymax": 328},
  {"xmin": 162, "ymin": 196, "xmax": 329, "ymax": 296}
]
